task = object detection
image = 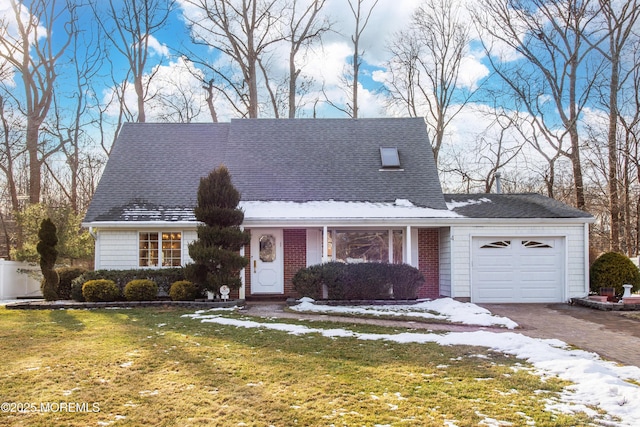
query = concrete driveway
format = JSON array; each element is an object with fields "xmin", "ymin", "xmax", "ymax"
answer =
[{"xmin": 480, "ymin": 303, "xmax": 640, "ymax": 368}]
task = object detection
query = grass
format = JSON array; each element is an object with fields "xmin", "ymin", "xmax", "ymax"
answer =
[{"xmin": 0, "ymin": 306, "xmax": 600, "ymax": 426}]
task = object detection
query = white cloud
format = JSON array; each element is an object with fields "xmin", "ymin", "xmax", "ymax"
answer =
[
  {"xmin": 145, "ymin": 34, "xmax": 170, "ymax": 57},
  {"xmin": 0, "ymin": 0, "xmax": 48, "ymax": 85}
]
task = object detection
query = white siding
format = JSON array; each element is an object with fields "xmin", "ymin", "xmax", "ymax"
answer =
[
  {"xmin": 96, "ymin": 230, "xmax": 138, "ymax": 270},
  {"xmin": 306, "ymin": 228, "xmax": 322, "ymax": 266},
  {"xmin": 96, "ymin": 228, "xmax": 198, "ymax": 270},
  {"xmin": 182, "ymin": 230, "xmax": 198, "ymax": 264},
  {"xmin": 410, "ymin": 228, "xmax": 419, "ymax": 269},
  {"xmin": 439, "ymin": 227, "xmax": 451, "ymax": 297},
  {"xmin": 449, "ymin": 224, "xmax": 587, "ymax": 301}
]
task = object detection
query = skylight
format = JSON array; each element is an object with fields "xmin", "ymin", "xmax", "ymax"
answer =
[{"xmin": 379, "ymin": 147, "xmax": 401, "ymax": 168}]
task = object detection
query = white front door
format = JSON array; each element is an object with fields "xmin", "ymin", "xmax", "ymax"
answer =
[{"xmin": 250, "ymin": 229, "xmax": 284, "ymax": 294}]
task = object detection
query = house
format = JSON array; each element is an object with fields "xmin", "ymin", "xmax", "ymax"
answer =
[{"xmin": 82, "ymin": 118, "xmax": 594, "ymax": 303}]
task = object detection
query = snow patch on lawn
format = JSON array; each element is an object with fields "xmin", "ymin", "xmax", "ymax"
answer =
[
  {"xmin": 184, "ymin": 303, "xmax": 640, "ymax": 426},
  {"xmin": 290, "ymin": 297, "xmax": 519, "ymax": 329}
]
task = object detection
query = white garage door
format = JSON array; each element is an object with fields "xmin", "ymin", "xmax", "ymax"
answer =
[{"xmin": 472, "ymin": 237, "xmax": 564, "ymax": 303}]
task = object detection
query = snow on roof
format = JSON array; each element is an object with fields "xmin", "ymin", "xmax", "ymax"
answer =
[
  {"xmin": 446, "ymin": 197, "xmax": 492, "ymax": 210},
  {"xmin": 240, "ymin": 200, "xmax": 463, "ymax": 220}
]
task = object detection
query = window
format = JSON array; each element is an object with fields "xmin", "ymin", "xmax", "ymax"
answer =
[
  {"xmin": 522, "ymin": 240, "xmax": 552, "ymax": 248},
  {"xmin": 332, "ymin": 229, "xmax": 404, "ymax": 264},
  {"xmin": 162, "ymin": 232, "xmax": 182, "ymax": 266},
  {"xmin": 480, "ymin": 240, "xmax": 511, "ymax": 249},
  {"xmin": 379, "ymin": 147, "xmax": 401, "ymax": 168},
  {"xmin": 139, "ymin": 232, "xmax": 181, "ymax": 267},
  {"xmin": 259, "ymin": 234, "xmax": 276, "ymax": 262}
]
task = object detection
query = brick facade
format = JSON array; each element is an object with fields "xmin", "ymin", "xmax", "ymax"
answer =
[
  {"xmin": 243, "ymin": 239, "xmax": 251, "ymax": 297},
  {"xmin": 417, "ymin": 228, "xmax": 440, "ymax": 299},
  {"xmin": 283, "ymin": 229, "xmax": 306, "ymax": 299},
  {"xmin": 243, "ymin": 227, "xmax": 439, "ymax": 300}
]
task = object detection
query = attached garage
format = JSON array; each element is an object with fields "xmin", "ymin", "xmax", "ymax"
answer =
[{"xmin": 471, "ymin": 236, "xmax": 565, "ymax": 303}]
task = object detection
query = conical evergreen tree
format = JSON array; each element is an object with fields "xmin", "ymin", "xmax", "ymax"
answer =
[
  {"xmin": 37, "ymin": 218, "xmax": 59, "ymax": 301},
  {"xmin": 187, "ymin": 165, "xmax": 251, "ymax": 295}
]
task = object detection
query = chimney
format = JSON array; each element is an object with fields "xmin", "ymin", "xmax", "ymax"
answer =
[{"xmin": 495, "ymin": 172, "xmax": 502, "ymax": 194}]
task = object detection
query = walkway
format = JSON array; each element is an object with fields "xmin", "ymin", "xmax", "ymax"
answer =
[{"xmin": 482, "ymin": 303, "xmax": 640, "ymax": 368}]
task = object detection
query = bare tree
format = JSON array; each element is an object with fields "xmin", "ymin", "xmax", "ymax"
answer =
[
  {"xmin": 324, "ymin": 0, "xmax": 378, "ymax": 118},
  {"xmin": 43, "ymin": 15, "xmax": 104, "ymax": 213},
  {"xmin": 618, "ymin": 40, "xmax": 640, "ymax": 255},
  {"xmin": 182, "ymin": 0, "xmax": 287, "ymax": 118},
  {"xmin": 473, "ymin": 0, "xmax": 605, "ymax": 210},
  {"xmin": 285, "ymin": 0, "xmax": 331, "ymax": 118},
  {"xmin": 0, "ymin": 0, "xmax": 75, "ymax": 204},
  {"xmin": 0, "ymin": 96, "xmax": 25, "ymax": 212},
  {"xmin": 385, "ymin": 0, "xmax": 474, "ymax": 165},
  {"xmin": 591, "ymin": 0, "xmax": 640, "ymax": 251},
  {"xmin": 90, "ymin": 0, "xmax": 175, "ymax": 123}
]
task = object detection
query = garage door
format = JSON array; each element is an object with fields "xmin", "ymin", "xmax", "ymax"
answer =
[{"xmin": 472, "ymin": 237, "xmax": 564, "ymax": 303}]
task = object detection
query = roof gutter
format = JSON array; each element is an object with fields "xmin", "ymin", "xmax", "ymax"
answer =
[{"xmin": 83, "ymin": 216, "xmax": 595, "ymax": 230}]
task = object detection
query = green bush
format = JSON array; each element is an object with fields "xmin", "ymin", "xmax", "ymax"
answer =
[
  {"xmin": 56, "ymin": 267, "xmax": 87, "ymax": 300},
  {"xmin": 292, "ymin": 262, "xmax": 424, "ymax": 300},
  {"xmin": 590, "ymin": 252, "xmax": 640, "ymax": 296},
  {"xmin": 71, "ymin": 279, "xmax": 85, "ymax": 302},
  {"xmin": 169, "ymin": 280, "xmax": 201, "ymax": 301},
  {"xmin": 82, "ymin": 279, "xmax": 121, "ymax": 302},
  {"xmin": 71, "ymin": 268, "xmax": 185, "ymax": 301},
  {"xmin": 124, "ymin": 279, "xmax": 158, "ymax": 301}
]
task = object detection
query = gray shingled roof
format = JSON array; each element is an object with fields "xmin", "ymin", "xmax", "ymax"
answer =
[
  {"xmin": 444, "ymin": 194, "xmax": 592, "ymax": 219},
  {"xmin": 84, "ymin": 118, "xmax": 447, "ymax": 223}
]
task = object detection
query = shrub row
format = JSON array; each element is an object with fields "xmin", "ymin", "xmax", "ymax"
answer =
[
  {"xmin": 292, "ymin": 262, "xmax": 424, "ymax": 300},
  {"xmin": 71, "ymin": 268, "xmax": 186, "ymax": 302},
  {"xmin": 79, "ymin": 278, "xmax": 201, "ymax": 302}
]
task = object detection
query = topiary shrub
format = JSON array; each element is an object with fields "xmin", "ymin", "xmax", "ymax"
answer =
[
  {"xmin": 56, "ymin": 267, "xmax": 87, "ymax": 300},
  {"xmin": 82, "ymin": 279, "xmax": 121, "ymax": 302},
  {"xmin": 169, "ymin": 280, "xmax": 201, "ymax": 301},
  {"xmin": 124, "ymin": 279, "xmax": 158, "ymax": 301},
  {"xmin": 590, "ymin": 252, "xmax": 640, "ymax": 296},
  {"xmin": 37, "ymin": 218, "xmax": 59, "ymax": 301}
]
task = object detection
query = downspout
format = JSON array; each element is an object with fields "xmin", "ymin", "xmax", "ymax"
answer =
[
  {"xmin": 584, "ymin": 222, "xmax": 590, "ymax": 297},
  {"xmin": 89, "ymin": 227, "xmax": 99, "ymax": 270}
]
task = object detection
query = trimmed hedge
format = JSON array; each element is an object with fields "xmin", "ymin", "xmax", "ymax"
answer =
[
  {"xmin": 55, "ymin": 267, "xmax": 87, "ymax": 300},
  {"xmin": 124, "ymin": 279, "xmax": 158, "ymax": 301},
  {"xmin": 82, "ymin": 279, "xmax": 121, "ymax": 302},
  {"xmin": 292, "ymin": 262, "xmax": 424, "ymax": 300},
  {"xmin": 71, "ymin": 268, "xmax": 185, "ymax": 301},
  {"xmin": 590, "ymin": 252, "xmax": 640, "ymax": 296},
  {"xmin": 169, "ymin": 280, "xmax": 202, "ymax": 301}
]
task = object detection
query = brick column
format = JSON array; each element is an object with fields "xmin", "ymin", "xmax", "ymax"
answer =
[
  {"xmin": 284, "ymin": 229, "xmax": 306, "ymax": 298},
  {"xmin": 417, "ymin": 229, "xmax": 440, "ymax": 299}
]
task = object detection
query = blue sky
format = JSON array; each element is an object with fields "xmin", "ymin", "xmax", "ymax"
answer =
[{"xmin": 2, "ymin": 0, "xmax": 632, "ymax": 193}]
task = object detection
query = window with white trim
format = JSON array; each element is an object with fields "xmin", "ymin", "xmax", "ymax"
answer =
[
  {"xmin": 139, "ymin": 232, "xmax": 182, "ymax": 267},
  {"xmin": 330, "ymin": 229, "xmax": 404, "ymax": 264}
]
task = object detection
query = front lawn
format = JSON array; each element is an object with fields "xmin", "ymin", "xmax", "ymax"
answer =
[{"xmin": 0, "ymin": 307, "xmax": 600, "ymax": 426}]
